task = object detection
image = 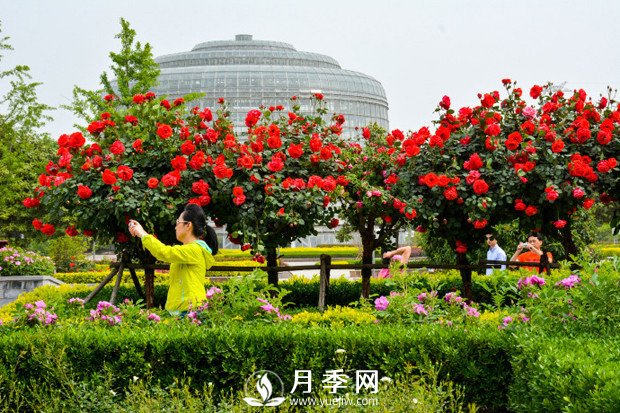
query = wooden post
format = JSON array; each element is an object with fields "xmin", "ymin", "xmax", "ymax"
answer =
[
  {"xmin": 83, "ymin": 266, "xmax": 119, "ymax": 305},
  {"xmin": 318, "ymin": 254, "xmax": 331, "ymax": 310},
  {"xmin": 109, "ymin": 262, "xmax": 125, "ymax": 305},
  {"xmin": 144, "ymin": 267, "xmax": 155, "ymax": 308}
]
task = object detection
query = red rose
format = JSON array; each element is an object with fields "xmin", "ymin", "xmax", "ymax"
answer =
[
  {"xmin": 124, "ymin": 115, "xmax": 138, "ymax": 125},
  {"xmin": 321, "ymin": 176, "xmax": 337, "ymax": 192},
  {"xmin": 455, "ymin": 241, "xmax": 468, "ymax": 254},
  {"xmin": 77, "ymin": 184, "xmax": 93, "ymax": 199},
  {"xmin": 529, "ymin": 85, "xmax": 543, "ymax": 99},
  {"xmin": 277, "ymin": 207, "xmax": 285, "ymax": 216},
  {"xmin": 597, "ymin": 130, "xmax": 612, "ymax": 145},
  {"xmin": 472, "ymin": 179, "xmax": 489, "ymax": 195},
  {"xmin": 101, "ymin": 169, "xmax": 117, "ymax": 185},
  {"xmin": 232, "ymin": 186, "xmax": 244, "ymax": 197},
  {"xmin": 245, "ymin": 109, "xmax": 261, "ymax": 127},
  {"xmin": 463, "ymin": 153, "xmax": 483, "ymax": 171},
  {"xmin": 439, "ymin": 95, "xmax": 451, "ymax": 110},
  {"xmin": 362, "ymin": 127, "xmax": 371, "ymax": 139},
  {"xmin": 405, "ymin": 209, "xmax": 417, "ymax": 220},
  {"xmin": 309, "ymin": 136, "xmax": 322, "ymax": 152},
  {"xmin": 147, "ymin": 178, "xmax": 159, "ymax": 189},
  {"xmin": 160, "ymin": 99, "xmax": 171, "ymax": 109},
  {"xmin": 267, "ymin": 135, "xmax": 282, "ymax": 149},
  {"xmin": 572, "ymin": 188, "xmax": 585, "ymax": 199},
  {"xmin": 551, "ymin": 140, "xmax": 565, "ymax": 153},
  {"xmin": 117, "ymin": 165, "xmax": 134, "ymax": 181},
  {"xmin": 65, "ymin": 226, "xmax": 79, "ymax": 237},
  {"xmin": 171, "ymin": 155, "xmax": 187, "ymax": 171},
  {"xmin": 109, "ymin": 140, "xmax": 125, "ymax": 155},
  {"xmin": 213, "ymin": 164, "xmax": 233, "ymax": 179},
  {"xmin": 132, "ymin": 94, "xmax": 145, "ymax": 104},
  {"xmin": 484, "ymin": 123, "xmax": 501, "ymax": 136},
  {"xmin": 173, "ymin": 97, "xmax": 184, "ymax": 106},
  {"xmin": 473, "ymin": 219, "xmax": 488, "ymax": 229},
  {"xmin": 104, "ymin": 94, "xmax": 114, "ymax": 101},
  {"xmin": 480, "ymin": 93, "xmax": 496, "ymax": 108},
  {"xmin": 583, "ymin": 198, "xmax": 595, "ymax": 209},
  {"xmin": 22, "ymin": 197, "xmax": 40, "ymax": 208},
  {"xmin": 233, "ymin": 195, "xmax": 246, "ymax": 206},
  {"xmin": 266, "ymin": 157, "xmax": 284, "ymax": 172},
  {"xmin": 132, "ymin": 139, "xmax": 143, "ymax": 153},
  {"xmin": 525, "ymin": 205, "xmax": 538, "ymax": 216},
  {"xmin": 443, "ymin": 187, "xmax": 458, "ymax": 201},
  {"xmin": 514, "ymin": 199, "xmax": 526, "ymax": 211},
  {"xmin": 553, "ymin": 220, "xmax": 567, "ymax": 229},
  {"xmin": 181, "ymin": 140, "xmax": 196, "ymax": 155},
  {"xmin": 41, "ymin": 223, "xmax": 56, "ymax": 236},
  {"xmin": 545, "ymin": 188, "xmax": 559, "ymax": 202},
  {"xmin": 32, "ymin": 218, "xmax": 43, "ymax": 230},
  {"xmin": 189, "ymin": 151, "xmax": 206, "ymax": 170},
  {"xmin": 192, "ymin": 179, "xmax": 210, "ymax": 195},
  {"xmin": 157, "ymin": 124, "xmax": 173, "ymax": 139},
  {"xmin": 68, "ymin": 132, "xmax": 85, "ymax": 148},
  {"xmin": 161, "ymin": 171, "xmax": 181, "ymax": 187},
  {"xmin": 83, "ymin": 229, "xmax": 94, "ymax": 237},
  {"xmin": 116, "ymin": 232, "xmax": 129, "ymax": 243},
  {"xmin": 237, "ymin": 154, "xmax": 254, "ymax": 169},
  {"xmin": 87, "ymin": 121, "xmax": 106, "ymax": 135},
  {"xmin": 287, "ymin": 143, "xmax": 304, "ymax": 158}
]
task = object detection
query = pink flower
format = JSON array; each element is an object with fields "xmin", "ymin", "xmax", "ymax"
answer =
[
  {"xmin": 206, "ymin": 286, "xmax": 222, "ymax": 299},
  {"xmin": 555, "ymin": 275, "xmax": 581, "ymax": 289},
  {"xmin": 413, "ymin": 303, "xmax": 427, "ymax": 315},
  {"xmin": 522, "ymin": 106, "xmax": 537, "ymax": 119},
  {"xmin": 147, "ymin": 313, "xmax": 161, "ymax": 323},
  {"xmin": 374, "ymin": 296, "xmax": 389, "ymax": 311}
]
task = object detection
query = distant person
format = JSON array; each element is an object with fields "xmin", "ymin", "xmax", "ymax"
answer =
[
  {"xmin": 485, "ymin": 233, "xmax": 507, "ymax": 275},
  {"xmin": 128, "ymin": 203, "xmax": 219, "ymax": 315},
  {"xmin": 379, "ymin": 246, "xmax": 412, "ymax": 278},
  {"xmin": 510, "ymin": 232, "xmax": 553, "ymax": 273}
]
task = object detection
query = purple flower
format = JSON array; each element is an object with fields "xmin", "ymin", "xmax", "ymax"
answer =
[
  {"xmin": 68, "ymin": 297, "xmax": 85, "ymax": 306},
  {"xmin": 502, "ymin": 316, "xmax": 513, "ymax": 327},
  {"xmin": 35, "ymin": 300, "xmax": 46, "ymax": 309},
  {"xmin": 374, "ymin": 296, "xmax": 389, "ymax": 311},
  {"xmin": 260, "ymin": 303, "xmax": 276, "ymax": 313},
  {"xmin": 413, "ymin": 303, "xmax": 427, "ymax": 315},
  {"xmin": 555, "ymin": 275, "xmax": 581, "ymax": 289},
  {"xmin": 206, "ymin": 286, "xmax": 222, "ymax": 299},
  {"xmin": 444, "ymin": 292, "xmax": 463, "ymax": 305},
  {"xmin": 24, "ymin": 303, "xmax": 34, "ymax": 310},
  {"xmin": 518, "ymin": 275, "xmax": 546, "ymax": 290},
  {"xmin": 464, "ymin": 304, "xmax": 480, "ymax": 317},
  {"xmin": 147, "ymin": 313, "xmax": 161, "ymax": 323}
]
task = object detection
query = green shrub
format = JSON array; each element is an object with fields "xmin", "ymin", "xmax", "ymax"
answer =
[
  {"xmin": 0, "ymin": 322, "xmax": 510, "ymax": 411},
  {"xmin": 509, "ymin": 334, "xmax": 620, "ymax": 412},
  {"xmin": 47, "ymin": 236, "xmax": 95, "ymax": 272},
  {"xmin": 0, "ymin": 246, "xmax": 55, "ymax": 276}
]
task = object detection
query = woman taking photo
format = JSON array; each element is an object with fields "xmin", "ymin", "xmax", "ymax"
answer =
[{"xmin": 128, "ymin": 203, "xmax": 218, "ymax": 315}]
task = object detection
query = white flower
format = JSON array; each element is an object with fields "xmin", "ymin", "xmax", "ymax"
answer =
[
  {"xmin": 109, "ymin": 390, "xmax": 117, "ymax": 396},
  {"xmin": 412, "ymin": 398, "xmax": 419, "ymax": 404},
  {"xmin": 380, "ymin": 376, "xmax": 392, "ymax": 383},
  {"xmin": 133, "ymin": 376, "xmax": 139, "ymax": 382},
  {"xmin": 335, "ymin": 349, "xmax": 346, "ymax": 354}
]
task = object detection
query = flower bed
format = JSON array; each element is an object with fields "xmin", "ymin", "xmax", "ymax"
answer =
[{"xmin": 0, "ymin": 246, "xmax": 55, "ymax": 276}]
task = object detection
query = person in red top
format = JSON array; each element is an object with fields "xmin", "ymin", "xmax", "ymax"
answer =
[{"xmin": 510, "ymin": 232, "xmax": 553, "ymax": 273}]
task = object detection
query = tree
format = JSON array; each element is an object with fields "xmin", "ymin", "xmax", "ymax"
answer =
[
  {"xmin": 0, "ymin": 21, "xmax": 54, "ymax": 242},
  {"xmin": 187, "ymin": 95, "xmax": 346, "ymax": 286},
  {"xmin": 62, "ymin": 18, "xmax": 160, "ymax": 128},
  {"xmin": 338, "ymin": 124, "xmax": 417, "ymax": 297},
  {"xmin": 400, "ymin": 81, "xmax": 620, "ymax": 299}
]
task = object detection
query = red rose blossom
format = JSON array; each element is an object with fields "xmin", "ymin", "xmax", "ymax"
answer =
[
  {"xmin": 472, "ymin": 179, "xmax": 489, "ymax": 195},
  {"xmin": 157, "ymin": 124, "xmax": 173, "ymax": 139},
  {"xmin": 147, "ymin": 178, "xmax": 159, "ymax": 189},
  {"xmin": 101, "ymin": 169, "xmax": 117, "ymax": 185},
  {"xmin": 41, "ymin": 223, "xmax": 56, "ymax": 236},
  {"xmin": 77, "ymin": 184, "xmax": 93, "ymax": 199}
]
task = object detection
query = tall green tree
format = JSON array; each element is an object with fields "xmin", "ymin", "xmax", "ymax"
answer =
[
  {"xmin": 0, "ymin": 22, "xmax": 54, "ymax": 242},
  {"xmin": 62, "ymin": 18, "xmax": 160, "ymax": 126}
]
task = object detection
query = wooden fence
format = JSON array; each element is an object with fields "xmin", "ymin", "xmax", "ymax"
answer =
[{"xmin": 84, "ymin": 256, "xmax": 559, "ymax": 309}]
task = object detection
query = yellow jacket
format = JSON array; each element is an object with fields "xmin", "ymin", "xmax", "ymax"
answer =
[{"xmin": 141, "ymin": 235, "xmax": 215, "ymax": 312}]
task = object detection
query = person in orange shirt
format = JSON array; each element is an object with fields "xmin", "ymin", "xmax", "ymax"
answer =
[{"xmin": 510, "ymin": 232, "xmax": 553, "ymax": 273}]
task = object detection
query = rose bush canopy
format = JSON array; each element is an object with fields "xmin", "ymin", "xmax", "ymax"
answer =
[{"xmin": 23, "ymin": 81, "xmax": 619, "ymax": 295}]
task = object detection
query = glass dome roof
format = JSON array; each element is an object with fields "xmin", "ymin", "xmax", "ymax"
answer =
[{"xmin": 151, "ymin": 34, "xmax": 389, "ymax": 137}]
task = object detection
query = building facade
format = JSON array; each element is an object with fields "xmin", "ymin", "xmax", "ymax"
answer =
[{"xmin": 151, "ymin": 34, "xmax": 389, "ymax": 138}]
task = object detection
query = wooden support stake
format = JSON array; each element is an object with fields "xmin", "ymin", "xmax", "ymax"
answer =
[
  {"xmin": 129, "ymin": 268, "xmax": 145, "ymax": 300},
  {"xmin": 83, "ymin": 266, "xmax": 119, "ymax": 305},
  {"xmin": 109, "ymin": 262, "xmax": 125, "ymax": 305},
  {"xmin": 318, "ymin": 254, "xmax": 331, "ymax": 310}
]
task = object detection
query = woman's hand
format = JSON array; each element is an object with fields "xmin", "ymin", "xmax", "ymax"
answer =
[{"xmin": 128, "ymin": 220, "xmax": 147, "ymax": 238}]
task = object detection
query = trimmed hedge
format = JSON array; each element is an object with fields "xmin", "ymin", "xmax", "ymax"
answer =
[
  {"xmin": 509, "ymin": 334, "xmax": 620, "ymax": 412},
  {"xmin": 0, "ymin": 322, "xmax": 513, "ymax": 411}
]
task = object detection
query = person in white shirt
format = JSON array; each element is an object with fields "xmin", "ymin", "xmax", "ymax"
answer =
[{"xmin": 485, "ymin": 233, "xmax": 507, "ymax": 275}]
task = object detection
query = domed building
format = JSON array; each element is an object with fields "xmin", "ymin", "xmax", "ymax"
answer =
[{"xmin": 151, "ymin": 34, "xmax": 389, "ymax": 138}]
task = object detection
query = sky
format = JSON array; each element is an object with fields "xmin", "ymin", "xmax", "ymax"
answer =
[{"xmin": 1, "ymin": 0, "xmax": 619, "ymax": 139}]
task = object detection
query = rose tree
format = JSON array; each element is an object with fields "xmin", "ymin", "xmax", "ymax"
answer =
[
  {"xmin": 339, "ymin": 124, "xmax": 418, "ymax": 298},
  {"xmin": 180, "ymin": 95, "xmax": 347, "ymax": 286}
]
